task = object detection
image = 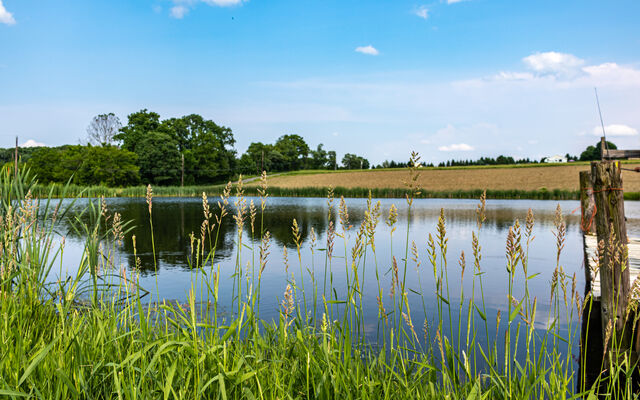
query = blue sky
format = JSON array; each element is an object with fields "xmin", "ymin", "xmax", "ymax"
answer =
[{"xmin": 1, "ymin": 0, "xmax": 639, "ymax": 164}]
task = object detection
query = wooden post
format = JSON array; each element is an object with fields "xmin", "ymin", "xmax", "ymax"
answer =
[
  {"xmin": 578, "ymin": 169, "xmax": 604, "ymax": 393},
  {"xmin": 14, "ymin": 136, "xmax": 18, "ymax": 179},
  {"xmin": 601, "ymin": 136, "xmax": 606, "ymax": 160},
  {"xmin": 181, "ymin": 153, "xmax": 184, "ymax": 187},
  {"xmin": 590, "ymin": 161, "xmax": 631, "ymax": 358},
  {"xmin": 580, "ymin": 171, "xmax": 595, "ymax": 288}
]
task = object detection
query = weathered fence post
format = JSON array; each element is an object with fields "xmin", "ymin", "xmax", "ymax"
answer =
[
  {"xmin": 580, "ymin": 171, "xmax": 595, "ymax": 288},
  {"xmin": 590, "ymin": 161, "xmax": 631, "ymax": 358},
  {"xmin": 578, "ymin": 169, "xmax": 604, "ymax": 393}
]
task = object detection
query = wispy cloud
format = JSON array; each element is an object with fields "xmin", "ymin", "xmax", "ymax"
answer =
[
  {"xmin": 592, "ymin": 124, "xmax": 638, "ymax": 137},
  {"xmin": 202, "ymin": 0, "xmax": 244, "ymax": 5},
  {"xmin": 462, "ymin": 51, "xmax": 640, "ymax": 88},
  {"xmin": 170, "ymin": 6, "xmax": 189, "ymax": 18},
  {"xmin": 0, "ymin": 0, "xmax": 16, "ymax": 25},
  {"xmin": 413, "ymin": 6, "xmax": 429, "ymax": 19},
  {"xmin": 20, "ymin": 139, "xmax": 46, "ymax": 148},
  {"xmin": 169, "ymin": 0, "xmax": 245, "ymax": 19},
  {"xmin": 522, "ymin": 51, "xmax": 585, "ymax": 78},
  {"xmin": 438, "ymin": 143, "xmax": 474, "ymax": 151},
  {"xmin": 446, "ymin": 0, "xmax": 467, "ymax": 4},
  {"xmin": 355, "ymin": 45, "xmax": 379, "ymax": 56}
]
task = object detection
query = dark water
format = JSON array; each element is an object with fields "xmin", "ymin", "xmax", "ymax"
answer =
[{"xmin": 50, "ymin": 197, "xmax": 640, "ymax": 343}]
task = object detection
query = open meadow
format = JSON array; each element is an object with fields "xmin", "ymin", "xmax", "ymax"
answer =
[{"xmin": 258, "ymin": 163, "xmax": 640, "ymax": 192}]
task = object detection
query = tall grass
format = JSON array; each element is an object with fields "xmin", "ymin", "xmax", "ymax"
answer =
[
  {"xmin": 32, "ymin": 181, "xmax": 626, "ymax": 201},
  {"xmin": 1, "ymin": 158, "xmax": 637, "ymax": 398}
]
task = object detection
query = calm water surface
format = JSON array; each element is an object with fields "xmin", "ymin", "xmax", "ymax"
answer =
[{"xmin": 52, "ymin": 197, "xmax": 640, "ymax": 339}]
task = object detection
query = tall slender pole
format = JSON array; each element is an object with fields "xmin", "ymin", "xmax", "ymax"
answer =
[
  {"xmin": 595, "ymin": 88, "xmax": 609, "ymax": 160},
  {"xmin": 14, "ymin": 136, "xmax": 18, "ymax": 179},
  {"xmin": 181, "ymin": 153, "xmax": 184, "ymax": 187}
]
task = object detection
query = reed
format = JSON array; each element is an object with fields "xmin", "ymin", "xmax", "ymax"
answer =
[
  {"xmin": 31, "ymin": 181, "xmax": 622, "ymax": 201},
  {"xmin": 0, "ymin": 160, "xmax": 636, "ymax": 398}
]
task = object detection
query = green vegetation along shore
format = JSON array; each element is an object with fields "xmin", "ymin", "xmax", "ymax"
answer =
[{"xmin": 28, "ymin": 181, "xmax": 640, "ymax": 201}]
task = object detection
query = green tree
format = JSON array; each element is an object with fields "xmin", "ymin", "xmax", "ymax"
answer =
[
  {"xmin": 274, "ymin": 134, "xmax": 310, "ymax": 171},
  {"xmin": 115, "ymin": 109, "xmax": 163, "ymax": 153},
  {"xmin": 310, "ymin": 144, "xmax": 328, "ymax": 169},
  {"xmin": 327, "ymin": 151, "xmax": 337, "ymax": 170},
  {"xmin": 75, "ymin": 146, "xmax": 139, "ymax": 187},
  {"xmin": 26, "ymin": 145, "xmax": 139, "ymax": 186},
  {"xmin": 174, "ymin": 115, "xmax": 236, "ymax": 184},
  {"xmin": 238, "ymin": 142, "xmax": 274, "ymax": 174},
  {"xmin": 341, "ymin": 153, "xmax": 370, "ymax": 170},
  {"xmin": 580, "ymin": 140, "xmax": 617, "ymax": 161},
  {"xmin": 136, "ymin": 132, "xmax": 181, "ymax": 185}
]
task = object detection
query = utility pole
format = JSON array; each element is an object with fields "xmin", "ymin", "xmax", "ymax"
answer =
[
  {"xmin": 14, "ymin": 136, "xmax": 18, "ymax": 179},
  {"xmin": 181, "ymin": 153, "xmax": 184, "ymax": 187}
]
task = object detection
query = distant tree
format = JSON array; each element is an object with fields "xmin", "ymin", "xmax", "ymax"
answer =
[
  {"xmin": 26, "ymin": 145, "xmax": 139, "ymax": 186},
  {"xmin": 87, "ymin": 113, "xmax": 122, "ymax": 146},
  {"xmin": 341, "ymin": 153, "xmax": 369, "ymax": 170},
  {"xmin": 26, "ymin": 147, "xmax": 65, "ymax": 184},
  {"xmin": 136, "ymin": 132, "xmax": 181, "ymax": 185},
  {"xmin": 310, "ymin": 144, "xmax": 328, "ymax": 169},
  {"xmin": 274, "ymin": 134, "xmax": 310, "ymax": 171},
  {"xmin": 76, "ymin": 145, "xmax": 139, "ymax": 186},
  {"xmin": 327, "ymin": 151, "xmax": 337, "ymax": 170},
  {"xmin": 115, "ymin": 109, "xmax": 163, "ymax": 153},
  {"xmin": 580, "ymin": 140, "xmax": 617, "ymax": 161},
  {"xmin": 173, "ymin": 114, "xmax": 236, "ymax": 184}
]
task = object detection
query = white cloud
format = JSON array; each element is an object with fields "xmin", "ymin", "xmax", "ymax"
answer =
[
  {"xmin": 169, "ymin": 0, "xmax": 244, "ymax": 19},
  {"xmin": 446, "ymin": 0, "xmax": 466, "ymax": 4},
  {"xmin": 592, "ymin": 124, "xmax": 638, "ymax": 137},
  {"xmin": 355, "ymin": 45, "xmax": 379, "ymax": 56},
  {"xmin": 438, "ymin": 143, "xmax": 474, "ymax": 151},
  {"xmin": 20, "ymin": 139, "xmax": 46, "ymax": 148},
  {"xmin": 413, "ymin": 6, "xmax": 429, "ymax": 19},
  {"xmin": 202, "ymin": 0, "xmax": 244, "ymax": 5},
  {"xmin": 463, "ymin": 51, "xmax": 640, "ymax": 88},
  {"xmin": 522, "ymin": 51, "xmax": 584, "ymax": 77},
  {"xmin": 0, "ymin": 0, "xmax": 16, "ymax": 25},
  {"xmin": 170, "ymin": 5, "xmax": 188, "ymax": 19}
]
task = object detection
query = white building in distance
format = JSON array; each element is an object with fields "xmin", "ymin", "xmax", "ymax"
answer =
[{"xmin": 544, "ymin": 155, "xmax": 568, "ymax": 163}]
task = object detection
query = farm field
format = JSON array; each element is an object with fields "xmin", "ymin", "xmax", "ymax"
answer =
[{"xmin": 257, "ymin": 163, "xmax": 640, "ymax": 192}]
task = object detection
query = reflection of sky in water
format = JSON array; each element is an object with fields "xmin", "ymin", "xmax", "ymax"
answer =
[{"xmin": 49, "ymin": 197, "xmax": 640, "ymax": 354}]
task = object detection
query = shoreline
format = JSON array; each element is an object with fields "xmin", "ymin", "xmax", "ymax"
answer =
[{"xmin": 29, "ymin": 184, "xmax": 640, "ymax": 201}]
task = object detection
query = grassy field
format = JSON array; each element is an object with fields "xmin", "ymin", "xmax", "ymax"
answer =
[
  {"xmin": 27, "ymin": 162, "xmax": 640, "ymax": 200},
  {"xmin": 257, "ymin": 162, "xmax": 640, "ymax": 192}
]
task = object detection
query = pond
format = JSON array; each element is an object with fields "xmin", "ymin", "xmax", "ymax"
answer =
[{"xmin": 51, "ymin": 196, "xmax": 640, "ymax": 351}]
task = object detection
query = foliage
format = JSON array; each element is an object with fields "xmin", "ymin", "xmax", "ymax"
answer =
[
  {"xmin": 136, "ymin": 132, "xmax": 181, "ymax": 186},
  {"xmin": 580, "ymin": 140, "xmax": 618, "ymax": 161},
  {"xmin": 274, "ymin": 134, "xmax": 311, "ymax": 171},
  {"xmin": 114, "ymin": 109, "xmax": 163, "ymax": 153},
  {"xmin": 25, "ymin": 145, "xmax": 139, "ymax": 187},
  {"xmin": 341, "ymin": 153, "xmax": 370, "ymax": 169},
  {"xmin": 116, "ymin": 110, "xmax": 236, "ymax": 184}
]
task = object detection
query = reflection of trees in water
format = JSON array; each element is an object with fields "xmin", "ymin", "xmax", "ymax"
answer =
[{"xmin": 59, "ymin": 198, "xmax": 582, "ymax": 274}]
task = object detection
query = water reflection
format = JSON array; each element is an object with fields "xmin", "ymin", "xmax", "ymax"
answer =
[{"xmin": 54, "ymin": 197, "xmax": 640, "ymax": 336}]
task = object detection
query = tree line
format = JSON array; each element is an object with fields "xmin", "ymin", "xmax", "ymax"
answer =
[
  {"xmin": 1, "ymin": 110, "xmax": 371, "ymax": 187},
  {"xmin": 1, "ymin": 114, "xmax": 616, "ymax": 187}
]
